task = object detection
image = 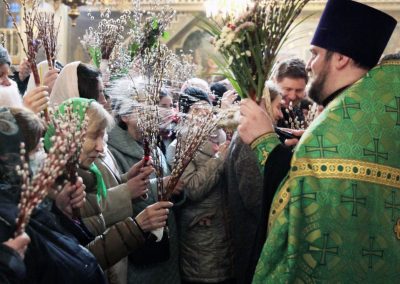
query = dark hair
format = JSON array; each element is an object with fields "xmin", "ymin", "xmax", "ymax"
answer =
[
  {"xmin": 210, "ymin": 82, "xmax": 228, "ymax": 106},
  {"xmin": 300, "ymin": 98, "xmax": 313, "ymax": 110},
  {"xmin": 275, "ymin": 58, "xmax": 308, "ymax": 84},
  {"xmin": 325, "ymin": 50, "xmax": 370, "ymax": 70},
  {"xmin": 77, "ymin": 63, "xmax": 101, "ymax": 101},
  {"xmin": 180, "ymin": 87, "xmax": 210, "ymax": 113}
]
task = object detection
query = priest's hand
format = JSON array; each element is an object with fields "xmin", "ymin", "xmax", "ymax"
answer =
[{"xmin": 238, "ymin": 99, "xmax": 274, "ymax": 144}]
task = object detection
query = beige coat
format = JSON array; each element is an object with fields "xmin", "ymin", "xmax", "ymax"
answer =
[
  {"xmin": 178, "ymin": 141, "xmax": 234, "ymax": 282},
  {"xmin": 78, "ymin": 149, "xmax": 141, "ymax": 284}
]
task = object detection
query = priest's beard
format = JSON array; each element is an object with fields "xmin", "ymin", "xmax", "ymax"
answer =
[
  {"xmin": 0, "ymin": 82, "xmax": 22, "ymax": 107},
  {"xmin": 308, "ymin": 67, "xmax": 329, "ymax": 105}
]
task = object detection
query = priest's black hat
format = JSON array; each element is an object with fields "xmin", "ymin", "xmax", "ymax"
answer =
[{"xmin": 311, "ymin": 0, "xmax": 397, "ymax": 68}]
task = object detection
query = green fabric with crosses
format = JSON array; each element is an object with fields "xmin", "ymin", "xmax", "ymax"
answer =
[{"xmin": 252, "ymin": 60, "xmax": 400, "ymax": 283}]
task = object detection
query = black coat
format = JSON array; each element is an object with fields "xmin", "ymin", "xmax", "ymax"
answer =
[
  {"xmin": 0, "ymin": 243, "xmax": 25, "ymax": 284},
  {"xmin": 0, "ymin": 184, "xmax": 106, "ymax": 284}
]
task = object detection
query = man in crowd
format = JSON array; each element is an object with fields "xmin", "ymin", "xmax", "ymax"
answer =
[
  {"xmin": 274, "ymin": 58, "xmax": 308, "ymax": 128},
  {"xmin": 238, "ymin": 0, "xmax": 398, "ymax": 282}
]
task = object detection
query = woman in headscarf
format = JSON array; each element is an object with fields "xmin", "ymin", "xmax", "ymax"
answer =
[
  {"xmin": 45, "ymin": 98, "xmax": 173, "ymax": 284},
  {"xmin": 107, "ymin": 78, "xmax": 183, "ymax": 284},
  {"xmin": 50, "ymin": 63, "xmax": 156, "ymax": 284},
  {"xmin": 0, "ymin": 106, "xmax": 106, "ymax": 284}
]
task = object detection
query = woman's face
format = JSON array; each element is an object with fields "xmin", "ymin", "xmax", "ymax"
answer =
[
  {"xmin": 159, "ymin": 96, "xmax": 173, "ymax": 109},
  {"xmin": 96, "ymin": 77, "xmax": 107, "ymax": 107},
  {"xmin": 0, "ymin": 64, "xmax": 11, "ymax": 87},
  {"xmin": 122, "ymin": 114, "xmax": 142, "ymax": 142},
  {"xmin": 271, "ymin": 95, "xmax": 284, "ymax": 124},
  {"xmin": 79, "ymin": 127, "xmax": 106, "ymax": 169}
]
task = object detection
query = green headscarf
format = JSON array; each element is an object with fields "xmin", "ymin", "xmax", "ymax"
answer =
[{"xmin": 44, "ymin": 98, "xmax": 107, "ymax": 202}]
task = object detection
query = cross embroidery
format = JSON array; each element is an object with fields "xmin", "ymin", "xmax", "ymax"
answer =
[
  {"xmin": 385, "ymin": 190, "xmax": 400, "ymax": 221},
  {"xmin": 362, "ymin": 236, "xmax": 384, "ymax": 269},
  {"xmin": 305, "ymin": 135, "xmax": 338, "ymax": 158},
  {"xmin": 385, "ymin": 97, "xmax": 400, "ymax": 126},
  {"xmin": 332, "ymin": 98, "xmax": 361, "ymax": 119},
  {"xmin": 308, "ymin": 233, "xmax": 339, "ymax": 266},
  {"xmin": 290, "ymin": 179, "xmax": 316, "ymax": 212},
  {"xmin": 363, "ymin": 138, "xmax": 388, "ymax": 163},
  {"xmin": 341, "ymin": 183, "xmax": 366, "ymax": 217}
]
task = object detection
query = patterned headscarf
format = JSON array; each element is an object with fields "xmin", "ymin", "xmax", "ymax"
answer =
[{"xmin": 44, "ymin": 98, "xmax": 107, "ymax": 202}]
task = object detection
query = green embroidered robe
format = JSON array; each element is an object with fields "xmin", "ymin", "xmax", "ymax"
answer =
[{"xmin": 252, "ymin": 60, "xmax": 400, "ymax": 283}]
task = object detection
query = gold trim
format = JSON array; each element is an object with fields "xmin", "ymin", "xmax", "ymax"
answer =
[
  {"xmin": 379, "ymin": 60, "xmax": 400, "ymax": 67},
  {"xmin": 268, "ymin": 158, "xmax": 400, "ymax": 231},
  {"xmin": 250, "ymin": 132, "xmax": 278, "ymax": 150},
  {"xmin": 291, "ymin": 158, "xmax": 400, "ymax": 189},
  {"xmin": 268, "ymin": 180, "xmax": 290, "ymax": 232}
]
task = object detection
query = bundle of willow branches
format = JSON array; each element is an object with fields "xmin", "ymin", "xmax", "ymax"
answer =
[
  {"xmin": 15, "ymin": 101, "xmax": 89, "ymax": 235},
  {"xmin": 201, "ymin": 0, "xmax": 310, "ymax": 104},
  {"xmin": 37, "ymin": 12, "xmax": 61, "ymax": 69},
  {"xmin": 2, "ymin": 0, "xmax": 41, "ymax": 86},
  {"xmin": 164, "ymin": 110, "xmax": 219, "ymax": 201}
]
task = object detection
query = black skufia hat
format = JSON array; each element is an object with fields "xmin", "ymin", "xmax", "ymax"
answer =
[{"xmin": 311, "ymin": 0, "xmax": 397, "ymax": 68}]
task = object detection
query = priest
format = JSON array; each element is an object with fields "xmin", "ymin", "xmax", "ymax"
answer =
[{"xmin": 238, "ymin": 0, "xmax": 399, "ymax": 282}]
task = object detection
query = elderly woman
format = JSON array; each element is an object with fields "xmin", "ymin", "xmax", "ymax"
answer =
[
  {"xmin": 45, "ymin": 98, "xmax": 172, "ymax": 260},
  {"xmin": 47, "ymin": 90, "xmax": 172, "ymax": 283},
  {"xmin": 0, "ymin": 106, "xmax": 106, "ymax": 283},
  {"xmin": 49, "ymin": 63, "xmax": 157, "ymax": 284},
  {"xmin": 107, "ymin": 81, "xmax": 182, "ymax": 284}
]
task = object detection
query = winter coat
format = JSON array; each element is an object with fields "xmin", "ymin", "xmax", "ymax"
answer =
[
  {"xmin": 222, "ymin": 133, "xmax": 264, "ymax": 284},
  {"xmin": 107, "ymin": 125, "xmax": 181, "ymax": 284},
  {"xmin": 0, "ymin": 184, "xmax": 107, "ymax": 284},
  {"xmin": 77, "ymin": 164, "xmax": 146, "ymax": 284},
  {"xmin": 95, "ymin": 149, "xmax": 138, "ymax": 284},
  {"xmin": 178, "ymin": 140, "xmax": 234, "ymax": 282},
  {"xmin": 0, "ymin": 243, "xmax": 26, "ymax": 284}
]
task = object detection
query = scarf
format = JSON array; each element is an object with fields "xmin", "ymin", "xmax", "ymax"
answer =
[{"xmin": 44, "ymin": 98, "xmax": 107, "ymax": 202}]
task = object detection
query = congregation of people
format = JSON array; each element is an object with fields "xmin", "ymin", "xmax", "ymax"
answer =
[{"xmin": 0, "ymin": 0, "xmax": 399, "ymax": 283}]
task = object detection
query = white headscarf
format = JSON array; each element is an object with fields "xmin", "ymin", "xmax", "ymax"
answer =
[
  {"xmin": 0, "ymin": 80, "xmax": 23, "ymax": 107},
  {"xmin": 49, "ymin": 61, "xmax": 80, "ymax": 106}
]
